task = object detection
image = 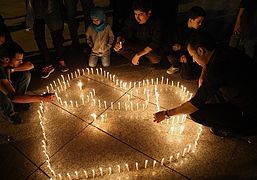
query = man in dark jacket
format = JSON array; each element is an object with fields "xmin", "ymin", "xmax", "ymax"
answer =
[
  {"xmin": 154, "ymin": 32, "xmax": 257, "ymax": 136},
  {"xmin": 113, "ymin": 0, "xmax": 163, "ymax": 67}
]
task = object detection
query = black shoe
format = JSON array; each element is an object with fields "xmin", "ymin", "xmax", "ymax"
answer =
[
  {"xmin": 210, "ymin": 128, "xmax": 231, "ymax": 137},
  {"xmin": 14, "ymin": 103, "xmax": 30, "ymax": 112},
  {"xmin": 9, "ymin": 113, "xmax": 22, "ymax": 124}
]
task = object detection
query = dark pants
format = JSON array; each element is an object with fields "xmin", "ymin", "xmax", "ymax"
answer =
[
  {"xmin": 190, "ymin": 103, "xmax": 257, "ymax": 134},
  {"xmin": 116, "ymin": 42, "xmax": 161, "ymax": 64},
  {"xmin": 33, "ymin": 18, "xmax": 64, "ymax": 66},
  {"xmin": 0, "ymin": 71, "xmax": 31, "ymax": 119},
  {"xmin": 63, "ymin": 0, "xmax": 94, "ymax": 43}
]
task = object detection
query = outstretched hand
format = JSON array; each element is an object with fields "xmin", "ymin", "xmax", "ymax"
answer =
[
  {"xmin": 153, "ymin": 110, "xmax": 166, "ymax": 123},
  {"xmin": 41, "ymin": 93, "xmax": 55, "ymax": 102}
]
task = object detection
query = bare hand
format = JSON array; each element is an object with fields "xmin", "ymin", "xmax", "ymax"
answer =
[
  {"xmin": 153, "ymin": 110, "xmax": 166, "ymax": 123},
  {"xmin": 233, "ymin": 22, "xmax": 241, "ymax": 35},
  {"xmin": 113, "ymin": 41, "xmax": 123, "ymax": 52},
  {"xmin": 41, "ymin": 93, "xmax": 55, "ymax": 102},
  {"xmin": 172, "ymin": 43, "xmax": 181, "ymax": 51},
  {"xmin": 180, "ymin": 55, "xmax": 187, "ymax": 63},
  {"xmin": 132, "ymin": 54, "xmax": 140, "ymax": 65}
]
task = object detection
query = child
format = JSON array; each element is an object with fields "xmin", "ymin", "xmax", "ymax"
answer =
[
  {"xmin": 86, "ymin": 7, "xmax": 114, "ymax": 67},
  {"xmin": 166, "ymin": 6, "xmax": 206, "ymax": 80}
]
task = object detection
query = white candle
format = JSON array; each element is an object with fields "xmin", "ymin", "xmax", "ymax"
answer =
[
  {"xmin": 61, "ymin": 75, "xmax": 65, "ymax": 81},
  {"xmin": 136, "ymin": 162, "xmax": 139, "ymax": 170},
  {"xmin": 90, "ymin": 68, "xmax": 93, "ymax": 74},
  {"xmin": 104, "ymin": 101, "xmax": 107, "ymax": 109},
  {"xmin": 166, "ymin": 78, "xmax": 169, "ymax": 85},
  {"xmin": 161, "ymin": 76, "xmax": 164, "ymax": 84},
  {"xmin": 144, "ymin": 160, "xmax": 148, "ymax": 168},
  {"xmin": 77, "ymin": 69, "xmax": 80, "ymax": 76},
  {"xmin": 92, "ymin": 89, "xmax": 95, "ymax": 96},
  {"xmin": 96, "ymin": 68, "xmax": 99, "ymax": 75},
  {"xmin": 82, "ymin": 69, "xmax": 85, "ymax": 75},
  {"xmin": 46, "ymin": 86, "xmax": 49, "ymax": 93},
  {"xmin": 67, "ymin": 74, "xmax": 70, "ymax": 81}
]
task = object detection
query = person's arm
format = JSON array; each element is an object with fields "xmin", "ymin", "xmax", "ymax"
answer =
[
  {"xmin": 154, "ymin": 101, "xmax": 198, "ymax": 123},
  {"xmin": 107, "ymin": 25, "xmax": 115, "ymax": 49},
  {"xmin": 131, "ymin": 46, "xmax": 152, "ymax": 65},
  {"xmin": 0, "ymin": 79, "xmax": 54, "ymax": 103},
  {"xmin": 233, "ymin": 7, "xmax": 245, "ymax": 34},
  {"xmin": 198, "ymin": 67, "xmax": 206, "ymax": 87},
  {"xmin": 85, "ymin": 27, "xmax": 93, "ymax": 48},
  {"xmin": 10, "ymin": 61, "xmax": 34, "ymax": 73}
]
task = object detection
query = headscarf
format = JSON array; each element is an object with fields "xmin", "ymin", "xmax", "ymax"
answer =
[{"xmin": 90, "ymin": 7, "xmax": 107, "ymax": 33}]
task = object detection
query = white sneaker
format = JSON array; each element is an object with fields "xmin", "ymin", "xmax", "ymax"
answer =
[{"xmin": 166, "ymin": 66, "xmax": 179, "ymax": 75}]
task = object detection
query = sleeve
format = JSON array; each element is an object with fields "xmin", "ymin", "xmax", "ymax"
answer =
[
  {"xmin": 148, "ymin": 21, "xmax": 162, "ymax": 50},
  {"xmin": 0, "ymin": 67, "xmax": 7, "ymax": 80},
  {"xmin": 120, "ymin": 16, "xmax": 134, "ymax": 39},
  {"xmin": 107, "ymin": 25, "xmax": 115, "ymax": 49},
  {"xmin": 85, "ymin": 27, "xmax": 93, "ymax": 48},
  {"xmin": 189, "ymin": 61, "xmax": 228, "ymax": 108}
]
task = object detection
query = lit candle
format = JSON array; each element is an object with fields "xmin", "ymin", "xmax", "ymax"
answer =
[
  {"xmin": 75, "ymin": 171, "xmax": 79, "ymax": 179},
  {"xmin": 169, "ymin": 156, "xmax": 173, "ymax": 163},
  {"xmin": 108, "ymin": 167, "xmax": 112, "ymax": 175},
  {"xmin": 99, "ymin": 167, "xmax": 103, "ymax": 176},
  {"xmin": 71, "ymin": 72, "xmax": 74, "ymax": 79},
  {"xmin": 166, "ymin": 78, "xmax": 169, "ymax": 85},
  {"xmin": 177, "ymin": 81, "xmax": 180, "ymax": 87},
  {"xmin": 117, "ymin": 165, "xmax": 121, "ymax": 173},
  {"xmin": 86, "ymin": 68, "xmax": 89, "ymax": 75},
  {"xmin": 64, "ymin": 101, "xmax": 68, "ymax": 107},
  {"xmin": 153, "ymin": 160, "xmax": 156, "ymax": 168},
  {"xmin": 129, "ymin": 82, "xmax": 132, "ymax": 88},
  {"xmin": 156, "ymin": 77, "xmax": 158, "ymax": 84},
  {"xmin": 144, "ymin": 160, "xmax": 148, "ymax": 168},
  {"xmin": 139, "ymin": 81, "xmax": 141, "ymax": 87},
  {"xmin": 70, "ymin": 100, "xmax": 73, "ymax": 107},
  {"xmin": 98, "ymin": 100, "xmax": 101, "ymax": 108},
  {"xmin": 50, "ymin": 83, "xmax": 54, "ymax": 91},
  {"xmin": 100, "ymin": 68, "xmax": 102, "ymax": 75},
  {"xmin": 107, "ymin": 72, "xmax": 109, "ymax": 78},
  {"xmin": 146, "ymin": 79, "xmax": 149, "ymax": 85},
  {"xmin": 92, "ymin": 99, "xmax": 96, "ymax": 106},
  {"xmin": 161, "ymin": 158, "xmax": 164, "ymax": 166},
  {"xmin": 90, "ymin": 68, "xmax": 93, "ymax": 74},
  {"xmin": 61, "ymin": 75, "xmax": 65, "ymax": 81},
  {"xmin": 90, "ymin": 92, "xmax": 93, "ymax": 98},
  {"xmin": 104, "ymin": 101, "xmax": 107, "ymax": 109},
  {"xmin": 53, "ymin": 80, "xmax": 57, "ymax": 87},
  {"xmin": 104, "ymin": 70, "xmax": 106, "ymax": 77},
  {"xmin": 96, "ymin": 68, "xmax": 99, "ymax": 75},
  {"xmin": 46, "ymin": 86, "xmax": 50, "ymax": 93},
  {"xmin": 77, "ymin": 69, "xmax": 80, "ymax": 76},
  {"xmin": 130, "ymin": 102, "xmax": 133, "ymax": 111},
  {"xmin": 82, "ymin": 69, "xmax": 85, "ymax": 75},
  {"xmin": 92, "ymin": 169, "xmax": 95, "ymax": 178},
  {"xmin": 84, "ymin": 170, "xmax": 88, "ymax": 178},
  {"xmin": 172, "ymin": 80, "xmax": 174, "ymax": 86},
  {"xmin": 143, "ymin": 80, "xmax": 145, "ymax": 86},
  {"xmin": 75, "ymin": 101, "xmax": 78, "ymax": 108},
  {"xmin": 67, "ymin": 74, "xmax": 70, "ymax": 81},
  {"xmin": 81, "ymin": 97, "xmax": 84, "ymax": 105},
  {"xmin": 75, "ymin": 71, "xmax": 78, "ymax": 78},
  {"xmin": 78, "ymin": 81, "xmax": 83, "ymax": 90},
  {"xmin": 118, "ymin": 102, "xmax": 121, "ymax": 110},
  {"xmin": 125, "ymin": 164, "xmax": 129, "ymax": 171},
  {"xmin": 111, "ymin": 102, "xmax": 113, "ymax": 109},
  {"xmin": 136, "ymin": 162, "xmax": 139, "ymax": 170},
  {"xmin": 66, "ymin": 80, "xmax": 70, "ymax": 87},
  {"xmin": 136, "ymin": 103, "xmax": 139, "ymax": 110},
  {"xmin": 161, "ymin": 76, "xmax": 164, "ymax": 84},
  {"xmin": 151, "ymin": 78, "xmax": 154, "ymax": 85},
  {"xmin": 67, "ymin": 173, "xmax": 71, "ymax": 180}
]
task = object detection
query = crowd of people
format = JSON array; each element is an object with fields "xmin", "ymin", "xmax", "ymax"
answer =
[{"xmin": 1, "ymin": 0, "xmax": 257, "ymax": 136}]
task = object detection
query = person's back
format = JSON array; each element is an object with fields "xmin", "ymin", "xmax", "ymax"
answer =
[{"xmin": 205, "ymin": 46, "xmax": 257, "ymax": 115}]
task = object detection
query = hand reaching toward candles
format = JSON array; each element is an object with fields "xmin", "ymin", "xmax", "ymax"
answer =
[{"xmin": 153, "ymin": 110, "xmax": 167, "ymax": 123}]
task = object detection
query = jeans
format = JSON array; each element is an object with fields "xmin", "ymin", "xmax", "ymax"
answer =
[
  {"xmin": 0, "ymin": 71, "xmax": 31, "ymax": 119},
  {"xmin": 64, "ymin": 0, "xmax": 94, "ymax": 43},
  {"xmin": 33, "ymin": 18, "xmax": 64, "ymax": 66},
  {"xmin": 88, "ymin": 53, "xmax": 110, "ymax": 67}
]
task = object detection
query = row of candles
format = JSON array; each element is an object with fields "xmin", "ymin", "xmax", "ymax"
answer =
[{"xmin": 52, "ymin": 144, "xmax": 193, "ymax": 180}]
